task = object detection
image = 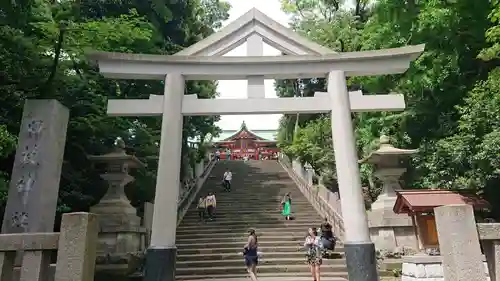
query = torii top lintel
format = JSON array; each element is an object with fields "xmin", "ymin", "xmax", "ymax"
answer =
[{"xmin": 86, "ymin": 8, "xmax": 425, "ymax": 80}]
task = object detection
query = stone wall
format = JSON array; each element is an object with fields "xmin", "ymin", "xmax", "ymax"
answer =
[
  {"xmin": 369, "ymin": 216, "xmax": 417, "ymax": 251},
  {"xmin": 401, "ymin": 255, "xmax": 490, "ymax": 281}
]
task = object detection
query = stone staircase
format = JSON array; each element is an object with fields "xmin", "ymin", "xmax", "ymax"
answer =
[{"xmin": 176, "ymin": 160, "xmax": 348, "ymax": 281}]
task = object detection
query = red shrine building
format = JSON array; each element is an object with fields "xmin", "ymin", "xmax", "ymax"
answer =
[{"xmin": 211, "ymin": 121, "xmax": 279, "ymax": 160}]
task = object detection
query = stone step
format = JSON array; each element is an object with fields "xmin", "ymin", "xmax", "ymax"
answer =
[
  {"xmin": 176, "ymin": 257, "xmax": 347, "ymax": 268},
  {"xmin": 193, "ymin": 195, "xmax": 308, "ymax": 200},
  {"xmin": 194, "ymin": 201, "xmax": 312, "ymax": 207},
  {"xmin": 176, "ymin": 230, "xmax": 318, "ymax": 239},
  {"xmin": 192, "ymin": 195, "xmax": 308, "ymax": 200},
  {"xmin": 177, "ymin": 235, "xmax": 319, "ymax": 243},
  {"xmin": 183, "ymin": 211, "xmax": 319, "ymax": 218},
  {"xmin": 179, "ymin": 219, "xmax": 323, "ymax": 227},
  {"xmin": 177, "ymin": 240, "xmax": 306, "ymax": 249},
  {"xmin": 192, "ymin": 203, "xmax": 314, "ymax": 209},
  {"xmin": 175, "ymin": 273, "xmax": 348, "ymax": 281},
  {"xmin": 194, "ymin": 194, "xmax": 308, "ymax": 198},
  {"xmin": 175, "ymin": 232, "xmax": 341, "ymax": 241},
  {"xmin": 177, "ymin": 245, "xmax": 345, "ymax": 255},
  {"xmin": 183, "ymin": 208, "xmax": 317, "ymax": 214},
  {"xmin": 176, "ymin": 226, "xmax": 319, "ymax": 235},
  {"xmin": 186, "ymin": 207, "xmax": 315, "ymax": 213},
  {"xmin": 182, "ymin": 213, "xmax": 320, "ymax": 220},
  {"xmin": 176, "ymin": 251, "xmax": 344, "ymax": 261},
  {"xmin": 177, "ymin": 222, "xmax": 318, "ymax": 230},
  {"xmin": 176, "ymin": 264, "xmax": 348, "ymax": 275}
]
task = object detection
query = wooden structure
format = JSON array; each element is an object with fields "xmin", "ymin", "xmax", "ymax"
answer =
[
  {"xmin": 393, "ymin": 189, "xmax": 490, "ymax": 250},
  {"xmin": 212, "ymin": 121, "xmax": 279, "ymax": 160}
]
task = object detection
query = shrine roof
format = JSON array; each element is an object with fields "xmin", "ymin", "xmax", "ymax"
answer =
[
  {"xmin": 213, "ymin": 130, "xmax": 277, "ymax": 142},
  {"xmin": 212, "ymin": 122, "xmax": 277, "ymax": 142},
  {"xmin": 393, "ymin": 189, "xmax": 490, "ymax": 214}
]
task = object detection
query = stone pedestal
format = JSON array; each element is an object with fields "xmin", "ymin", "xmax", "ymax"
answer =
[
  {"xmin": 368, "ymin": 168, "xmax": 414, "ymax": 251},
  {"xmin": 360, "ymin": 136, "xmax": 418, "ymax": 251},
  {"xmin": 90, "ymin": 173, "xmax": 141, "ymax": 227}
]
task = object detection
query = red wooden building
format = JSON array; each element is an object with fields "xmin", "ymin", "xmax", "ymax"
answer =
[{"xmin": 212, "ymin": 121, "xmax": 279, "ymax": 160}]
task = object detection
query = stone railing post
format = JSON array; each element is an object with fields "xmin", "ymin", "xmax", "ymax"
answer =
[
  {"xmin": 143, "ymin": 202, "xmax": 154, "ymax": 247},
  {"xmin": 195, "ymin": 161, "xmax": 204, "ymax": 178},
  {"xmin": 54, "ymin": 212, "xmax": 98, "ymax": 281},
  {"xmin": 434, "ymin": 204, "xmax": 486, "ymax": 281},
  {"xmin": 477, "ymin": 223, "xmax": 500, "ymax": 281},
  {"xmin": 304, "ymin": 163, "xmax": 314, "ymax": 186}
]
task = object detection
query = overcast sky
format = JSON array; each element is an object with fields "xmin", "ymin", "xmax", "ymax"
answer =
[{"xmin": 214, "ymin": 0, "xmax": 290, "ymax": 131}]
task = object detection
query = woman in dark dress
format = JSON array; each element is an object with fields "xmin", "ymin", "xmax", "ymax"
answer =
[{"xmin": 244, "ymin": 229, "xmax": 259, "ymax": 281}]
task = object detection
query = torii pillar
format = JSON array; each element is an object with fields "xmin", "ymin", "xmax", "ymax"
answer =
[{"xmin": 144, "ymin": 74, "xmax": 184, "ymax": 281}]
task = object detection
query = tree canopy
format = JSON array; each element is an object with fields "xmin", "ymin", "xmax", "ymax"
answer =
[
  {"xmin": 0, "ymin": 0, "xmax": 230, "ymax": 221},
  {"xmin": 277, "ymin": 0, "xmax": 500, "ymax": 216}
]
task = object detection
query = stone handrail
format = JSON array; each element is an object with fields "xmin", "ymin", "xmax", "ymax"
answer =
[
  {"xmin": 143, "ymin": 157, "xmax": 216, "ymax": 247},
  {"xmin": 0, "ymin": 212, "xmax": 98, "ymax": 281},
  {"xmin": 176, "ymin": 158, "xmax": 216, "ymax": 224},
  {"xmin": 278, "ymin": 154, "xmax": 345, "ymax": 239}
]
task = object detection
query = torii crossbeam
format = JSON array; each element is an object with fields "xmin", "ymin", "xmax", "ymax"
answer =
[{"xmin": 107, "ymin": 91, "xmax": 405, "ymax": 116}]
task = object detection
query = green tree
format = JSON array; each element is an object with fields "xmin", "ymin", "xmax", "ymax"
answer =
[
  {"xmin": 0, "ymin": 0, "xmax": 230, "ymax": 223},
  {"xmin": 276, "ymin": 0, "xmax": 495, "ymax": 210}
]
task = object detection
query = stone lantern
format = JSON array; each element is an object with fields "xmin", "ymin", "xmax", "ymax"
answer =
[
  {"xmin": 359, "ymin": 135, "xmax": 418, "ymax": 251},
  {"xmin": 88, "ymin": 137, "xmax": 146, "ymax": 272},
  {"xmin": 88, "ymin": 137, "xmax": 145, "ymax": 227}
]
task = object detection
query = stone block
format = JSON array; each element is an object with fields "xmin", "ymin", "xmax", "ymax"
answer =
[
  {"xmin": 414, "ymin": 263, "xmax": 426, "ymax": 278},
  {"xmin": 477, "ymin": 223, "xmax": 500, "ymax": 240},
  {"xmin": 403, "ymin": 262, "xmax": 417, "ymax": 277},
  {"xmin": 434, "ymin": 204, "xmax": 486, "ymax": 281},
  {"xmin": 0, "ymin": 233, "xmax": 59, "ymax": 251},
  {"xmin": 425, "ymin": 263, "xmax": 444, "ymax": 278},
  {"xmin": 2, "ymin": 99, "xmax": 69, "ymax": 234},
  {"xmin": 54, "ymin": 212, "xmax": 98, "ymax": 281},
  {"xmin": 19, "ymin": 250, "xmax": 50, "ymax": 281},
  {"xmin": 368, "ymin": 208, "xmax": 413, "ymax": 228},
  {"xmin": 401, "ymin": 276, "xmax": 418, "ymax": 281}
]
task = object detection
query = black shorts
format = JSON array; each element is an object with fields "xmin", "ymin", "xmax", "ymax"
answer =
[{"xmin": 244, "ymin": 255, "xmax": 258, "ymax": 267}]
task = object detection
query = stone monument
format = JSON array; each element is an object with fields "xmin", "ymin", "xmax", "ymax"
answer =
[
  {"xmin": 360, "ymin": 135, "xmax": 417, "ymax": 251},
  {"xmin": 2, "ymin": 100, "xmax": 69, "ymax": 234},
  {"xmin": 88, "ymin": 137, "xmax": 146, "ymax": 275},
  {"xmin": 1, "ymin": 99, "xmax": 69, "ymax": 272}
]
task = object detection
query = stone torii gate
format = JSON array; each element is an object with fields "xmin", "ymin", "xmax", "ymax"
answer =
[{"xmin": 88, "ymin": 8, "xmax": 424, "ymax": 281}]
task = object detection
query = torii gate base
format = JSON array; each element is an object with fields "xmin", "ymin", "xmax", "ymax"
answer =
[{"xmin": 88, "ymin": 8, "xmax": 424, "ymax": 281}]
